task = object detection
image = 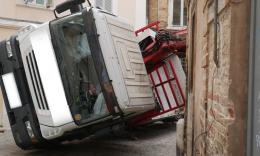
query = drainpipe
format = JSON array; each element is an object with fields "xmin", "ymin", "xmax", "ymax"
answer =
[
  {"xmin": 214, "ymin": 0, "xmax": 219, "ymax": 67},
  {"xmin": 157, "ymin": 0, "xmax": 160, "ymax": 22},
  {"xmin": 247, "ymin": 0, "xmax": 259, "ymax": 155}
]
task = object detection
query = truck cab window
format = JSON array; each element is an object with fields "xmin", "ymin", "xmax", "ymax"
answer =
[{"xmin": 50, "ymin": 14, "xmax": 109, "ymax": 124}]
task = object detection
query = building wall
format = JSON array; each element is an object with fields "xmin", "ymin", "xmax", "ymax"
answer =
[
  {"xmin": 147, "ymin": 0, "xmax": 169, "ymax": 28},
  {"xmin": 0, "ymin": 0, "xmax": 64, "ymax": 23},
  {"xmin": 0, "ymin": 0, "xmax": 146, "ymax": 39},
  {"xmin": 0, "ymin": 27, "xmax": 19, "ymax": 41},
  {"xmin": 117, "ymin": 0, "xmax": 147, "ymax": 29},
  {"xmin": 134, "ymin": 0, "xmax": 147, "ymax": 29},
  {"xmin": 117, "ymin": 0, "xmax": 136, "ymax": 27},
  {"xmin": 185, "ymin": 0, "xmax": 250, "ymax": 155},
  {"xmin": 147, "ymin": 0, "xmax": 188, "ymax": 30}
]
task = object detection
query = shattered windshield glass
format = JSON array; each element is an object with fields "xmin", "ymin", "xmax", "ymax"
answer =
[{"xmin": 50, "ymin": 14, "xmax": 109, "ymax": 124}]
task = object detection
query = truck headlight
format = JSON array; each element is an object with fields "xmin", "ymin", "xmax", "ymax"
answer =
[{"xmin": 2, "ymin": 73, "xmax": 22, "ymax": 109}]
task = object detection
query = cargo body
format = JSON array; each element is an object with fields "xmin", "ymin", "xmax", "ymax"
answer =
[{"xmin": 129, "ymin": 22, "xmax": 186, "ymax": 126}]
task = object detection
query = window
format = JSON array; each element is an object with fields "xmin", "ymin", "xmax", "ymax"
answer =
[
  {"xmin": 23, "ymin": 0, "xmax": 53, "ymax": 8},
  {"xmin": 50, "ymin": 14, "xmax": 110, "ymax": 124},
  {"xmin": 95, "ymin": 0, "xmax": 113, "ymax": 13},
  {"xmin": 168, "ymin": 0, "xmax": 187, "ymax": 28}
]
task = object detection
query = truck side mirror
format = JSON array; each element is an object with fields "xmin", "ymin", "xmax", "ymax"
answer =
[{"xmin": 55, "ymin": 0, "xmax": 85, "ymax": 15}]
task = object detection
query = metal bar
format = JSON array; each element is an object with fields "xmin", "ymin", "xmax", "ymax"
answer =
[
  {"xmin": 153, "ymin": 77, "xmax": 175, "ymax": 88},
  {"xmin": 162, "ymin": 64, "xmax": 179, "ymax": 108},
  {"xmin": 169, "ymin": 60, "xmax": 185, "ymax": 105},
  {"xmin": 132, "ymin": 105, "xmax": 184, "ymax": 126},
  {"xmin": 214, "ymin": 0, "xmax": 219, "ymax": 67},
  {"xmin": 247, "ymin": 0, "xmax": 260, "ymax": 155},
  {"xmin": 156, "ymin": 69, "xmax": 171, "ymax": 109},
  {"xmin": 150, "ymin": 74, "xmax": 164, "ymax": 111},
  {"xmin": 135, "ymin": 21, "xmax": 160, "ymax": 36},
  {"xmin": 174, "ymin": 28, "xmax": 188, "ymax": 35}
]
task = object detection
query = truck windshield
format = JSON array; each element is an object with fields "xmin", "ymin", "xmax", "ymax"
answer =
[{"xmin": 50, "ymin": 14, "xmax": 109, "ymax": 125}]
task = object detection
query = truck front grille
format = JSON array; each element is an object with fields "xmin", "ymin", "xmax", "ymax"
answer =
[{"xmin": 26, "ymin": 51, "xmax": 49, "ymax": 110}]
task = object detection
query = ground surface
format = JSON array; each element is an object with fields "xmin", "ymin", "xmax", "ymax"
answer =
[{"xmin": 0, "ymin": 122, "xmax": 176, "ymax": 156}]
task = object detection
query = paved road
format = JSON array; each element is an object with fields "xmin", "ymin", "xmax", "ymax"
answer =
[{"xmin": 0, "ymin": 122, "xmax": 176, "ymax": 156}]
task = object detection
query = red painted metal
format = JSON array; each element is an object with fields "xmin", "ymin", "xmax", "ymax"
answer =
[
  {"xmin": 144, "ymin": 41, "xmax": 186, "ymax": 71},
  {"xmin": 169, "ymin": 60, "xmax": 186, "ymax": 105},
  {"xmin": 128, "ymin": 23, "xmax": 187, "ymax": 126},
  {"xmin": 128, "ymin": 58, "xmax": 186, "ymax": 126},
  {"xmin": 150, "ymin": 74, "xmax": 164, "ymax": 111},
  {"xmin": 174, "ymin": 29, "xmax": 188, "ymax": 35},
  {"xmin": 135, "ymin": 21, "xmax": 160, "ymax": 36},
  {"xmin": 155, "ymin": 69, "xmax": 171, "ymax": 109},
  {"xmin": 162, "ymin": 64, "xmax": 179, "ymax": 107}
]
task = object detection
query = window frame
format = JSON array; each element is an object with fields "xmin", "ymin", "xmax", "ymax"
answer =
[
  {"xmin": 168, "ymin": 0, "xmax": 187, "ymax": 29},
  {"xmin": 19, "ymin": 0, "xmax": 53, "ymax": 9},
  {"xmin": 95, "ymin": 0, "xmax": 118, "ymax": 15},
  {"xmin": 49, "ymin": 11, "xmax": 120, "ymax": 125}
]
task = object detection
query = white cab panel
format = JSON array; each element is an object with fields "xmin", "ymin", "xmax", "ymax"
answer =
[
  {"xmin": 18, "ymin": 23, "xmax": 77, "ymax": 139},
  {"xmin": 93, "ymin": 10, "xmax": 155, "ymax": 113},
  {"xmin": 29, "ymin": 24, "xmax": 74, "ymax": 127}
]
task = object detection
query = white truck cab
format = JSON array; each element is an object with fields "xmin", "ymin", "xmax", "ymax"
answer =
[{"xmin": 0, "ymin": 0, "xmax": 155, "ymax": 149}]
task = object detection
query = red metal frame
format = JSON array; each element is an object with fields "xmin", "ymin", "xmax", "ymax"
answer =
[
  {"xmin": 128, "ymin": 22, "xmax": 187, "ymax": 126},
  {"xmin": 135, "ymin": 21, "xmax": 160, "ymax": 36},
  {"xmin": 174, "ymin": 29, "xmax": 188, "ymax": 35},
  {"xmin": 169, "ymin": 60, "xmax": 185, "ymax": 102},
  {"xmin": 143, "ymin": 41, "xmax": 186, "ymax": 67},
  {"xmin": 162, "ymin": 64, "xmax": 179, "ymax": 108},
  {"xmin": 129, "ymin": 58, "xmax": 185, "ymax": 126}
]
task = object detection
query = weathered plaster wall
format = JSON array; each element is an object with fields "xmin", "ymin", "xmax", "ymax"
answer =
[{"xmin": 185, "ymin": 0, "xmax": 250, "ymax": 155}]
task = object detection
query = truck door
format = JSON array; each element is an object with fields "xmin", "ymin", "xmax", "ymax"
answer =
[{"xmin": 50, "ymin": 13, "xmax": 116, "ymax": 125}]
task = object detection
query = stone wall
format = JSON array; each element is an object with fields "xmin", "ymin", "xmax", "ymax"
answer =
[
  {"xmin": 147, "ymin": 0, "xmax": 168, "ymax": 28},
  {"xmin": 205, "ymin": 6, "xmax": 233, "ymax": 155},
  {"xmin": 184, "ymin": 0, "xmax": 250, "ymax": 155}
]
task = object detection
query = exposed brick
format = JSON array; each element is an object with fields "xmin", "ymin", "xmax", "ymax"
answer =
[
  {"xmin": 147, "ymin": 0, "xmax": 169, "ymax": 28},
  {"xmin": 184, "ymin": 1, "xmax": 245, "ymax": 154}
]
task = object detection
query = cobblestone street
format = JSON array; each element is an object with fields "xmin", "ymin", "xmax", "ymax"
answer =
[{"xmin": 0, "ymin": 122, "xmax": 176, "ymax": 156}]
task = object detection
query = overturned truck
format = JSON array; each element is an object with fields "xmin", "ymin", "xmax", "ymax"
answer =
[
  {"xmin": 0, "ymin": 0, "xmax": 186, "ymax": 150},
  {"xmin": 0, "ymin": 0, "xmax": 155, "ymax": 149}
]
